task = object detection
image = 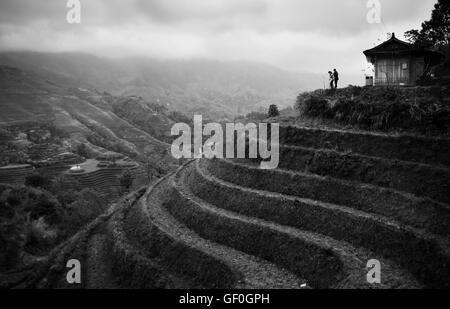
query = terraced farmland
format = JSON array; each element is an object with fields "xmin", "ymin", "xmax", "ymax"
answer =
[
  {"xmin": 65, "ymin": 160, "xmax": 145, "ymax": 198},
  {"xmin": 0, "ymin": 164, "xmax": 34, "ymax": 185},
  {"xmin": 23, "ymin": 125, "xmax": 450, "ymax": 289}
]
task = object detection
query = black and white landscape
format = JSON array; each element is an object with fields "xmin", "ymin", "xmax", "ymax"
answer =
[{"xmin": 0, "ymin": 0, "xmax": 449, "ymax": 292}]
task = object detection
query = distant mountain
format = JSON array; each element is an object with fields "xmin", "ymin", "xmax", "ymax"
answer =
[{"xmin": 0, "ymin": 52, "xmax": 318, "ymax": 119}]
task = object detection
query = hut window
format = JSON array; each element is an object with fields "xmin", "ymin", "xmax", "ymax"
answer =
[{"xmin": 402, "ymin": 63, "xmax": 408, "ymax": 70}]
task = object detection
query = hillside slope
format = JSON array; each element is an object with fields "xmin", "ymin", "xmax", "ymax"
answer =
[
  {"xmin": 12, "ymin": 125, "xmax": 450, "ymax": 289},
  {"xmin": 0, "ymin": 52, "xmax": 315, "ymax": 119},
  {"xmin": 0, "ymin": 65, "xmax": 176, "ymax": 170}
]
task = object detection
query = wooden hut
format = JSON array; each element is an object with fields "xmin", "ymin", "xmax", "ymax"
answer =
[{"xmin": 364, "ymin": 33, "xmax": 442, "ymax": 86}]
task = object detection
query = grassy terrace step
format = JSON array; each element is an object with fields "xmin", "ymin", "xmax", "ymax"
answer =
[
  {"xmin": 204, "ymin": 159, "xmax": 450, "ymax": 236},
  {"xmin": 280, "ymin": 126, "xmax": 450, "ymax": 167},
  {"xmin": 106, "ymin": 167, "xmax": 303, "ymax": 289},
  {"xmin": 0, "ymin": 166, "xmax": 34, "ymax": 184},
  {"xmin": 277, "ymin": 145, "xmax": 450, "ymax": 204},
  {"xmin": 69, "ymin": 169, "xmax": 132, "ymax": 192},
  {"xmin": 136, "ymin": 172, "xmax": 305, "ymax": 289},
  {"xmin": 167, "ymin": 162, "xmax": 421, "ymax": 289},
  {"xmin": 190, "ymin": 160, "xmax": 450, "ymax": 288},
  {"xmin": 106, "ymin": 189, "xmax": 193, "ymax": 289}
]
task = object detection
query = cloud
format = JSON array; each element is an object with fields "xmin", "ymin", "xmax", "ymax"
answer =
[{"xmin": 0, "ymin": 0, "xmax": 439, "ymax": 85}]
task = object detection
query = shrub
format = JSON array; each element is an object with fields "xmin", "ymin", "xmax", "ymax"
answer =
[
  {"xmin": 0, "ymin": 200, "xmax": 26, "ymax": 270},
  {"xmin": 298, "ymin": 95, "xmax": 333, "ymax": 118},
  {"xmin": 295, "ymin": 86, "xmax": 450, "ymax": 134}
]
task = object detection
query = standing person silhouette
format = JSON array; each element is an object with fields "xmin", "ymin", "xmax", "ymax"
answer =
[
  {"xmin": 333, "ymin": 69, "xmax": 339, "ymax": 89},
  {"xmin": 328, "ymin": 71, "xmax": 334, "ymax": 89}
]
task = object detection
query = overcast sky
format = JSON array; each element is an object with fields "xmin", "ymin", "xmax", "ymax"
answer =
[{"xmin": 0, "ymin": 0, "xmax": 437, "ymax": 85}]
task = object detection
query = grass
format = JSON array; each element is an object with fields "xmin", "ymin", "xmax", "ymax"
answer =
[{"xmin": 295, "ymin": 85, "xmax": 450, "ymax": 136}]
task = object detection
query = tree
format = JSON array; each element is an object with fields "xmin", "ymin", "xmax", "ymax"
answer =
[
  {"xmin": 119, "ymin": 170, "xmax": 134, "ymax": 192},
  {"xmin": 0, "ymin": 203, "xmax": 26, "ymax": 270},
  {"xmin": 30, "ymin": 193, "xmax": 63, "ymax": 225},
  {"xmin": 267, "ymin": 105, "xmax": 280, "ymax": 118},
  {"xmin": 66, "ymin": 199, "xmax": 98, "ymax": 230},
  {"xmin": 405, "ymin": 0, "xmax": 450, "ymax": 51},
  {"xmin": 51, "ymin": 175, "xmax": 80, "ymax": 192},
  {"xmin": 75, "ymin": 143, "xmax": 89, "ymax": 159},
  {"xmin": 77, "ymin": 189, "xmax": 103, "ymax": 205},
  {"xmin": 25, "ymin": 174, "xmax": 51, "ymax": 189}
]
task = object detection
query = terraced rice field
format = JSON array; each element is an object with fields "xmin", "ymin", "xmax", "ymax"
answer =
[
  {"xmin": 25, "ymin": 125, "xmax": 450, "ymax": 289},
  {"xmin": 0, "ymin": 164, "xmax": 34, "ymax": 185}
]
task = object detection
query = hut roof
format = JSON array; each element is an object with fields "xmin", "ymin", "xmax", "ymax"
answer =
[{"xmin": 363, "ymin": 33, "xmax": 443, "ymax": 63}]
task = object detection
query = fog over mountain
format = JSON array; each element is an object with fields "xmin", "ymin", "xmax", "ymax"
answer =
[
  {"xmin": 1, "ymin": 0, "xmax": 450, "ymax": 292},
  {"xmin": 0, "ymin": 52, "xmax": 317, "ymax": 119}
]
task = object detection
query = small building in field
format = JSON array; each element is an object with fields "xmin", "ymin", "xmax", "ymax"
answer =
[{"xmin": 363, "ymin": 33, "xmax": 442, "ymax": 86}]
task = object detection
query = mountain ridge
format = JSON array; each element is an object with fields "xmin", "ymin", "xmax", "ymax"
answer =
[{"xmin": 0, "ymin": 51, "xmax": 317, "ymax": 119}]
